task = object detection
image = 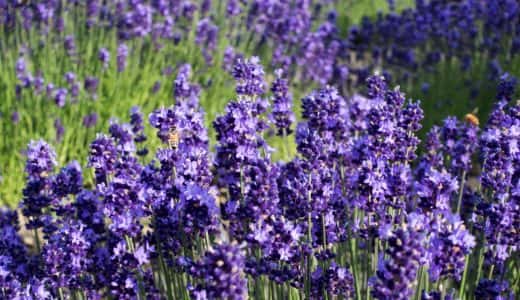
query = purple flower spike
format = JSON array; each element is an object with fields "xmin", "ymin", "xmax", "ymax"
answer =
[
  {"xmin": 270, "ymin": 69, "xmax": 295, "ymax": 136},
  {"xmin": 232, "ymin": 56, "xmax": 266, "ymax": 97},
  {"xmin": 24, "ymin": 139, "xmax": 57, "ymax": 181},
  {"xmin": 370, "ymin": 222, "xmax": 424, "ymax": 300},
  {"xmin": 98, "ymin": 47, "xmax": 110, "ymax": 69},
  {"xmin": 188, "ymin": 243, "xmax": 248, "ymax": 300},
  {"xmin": 54, "ymin": 88, "xmax": 67, "ymax": 107},
  {"xmin": 117, "ymin": 43, "xmax": 129, "ymax": 72}
]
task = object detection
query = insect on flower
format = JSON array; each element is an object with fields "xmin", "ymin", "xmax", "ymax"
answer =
[
  {"xmin": 464, "ymin": 113, "xmax": 479, "ymax": 126},
  {"xmin": 168, "ymin": 129, "xmax": 180, "ymax": 149}
]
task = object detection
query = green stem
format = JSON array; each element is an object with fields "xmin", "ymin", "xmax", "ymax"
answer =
[
  {"xmin": 459, "ymin": 255, "xmax": 470, "ymax": 299},
  {"xmin": 456, "ymin": 171, "xmax": 466, "ymax": 214},
  {"xmin": 488, "ymin": 264, "xmax": 495, "ymax": 279},
  {"xmin": 416, "ymin": 266, "xmax": 424, "ymax": 300},
  {"xmin": 349, "ymin": 236, "xmax": 362, "ymax": 300}
]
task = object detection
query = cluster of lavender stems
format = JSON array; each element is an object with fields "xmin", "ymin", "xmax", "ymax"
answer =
[
  {"xmin": 6, "ymin": 0, "xmax": 520, "ymax": 163},
  {"xmin": 6, "ymin": 0, "xmax": 343, "ymax": 114},
  {"xmin": 1, "ymin": 57, "xmax": 519, "ymax": 299},
  {"xmin": 344, "ymin": 0, "xmax": 520, "ymax": 95}
]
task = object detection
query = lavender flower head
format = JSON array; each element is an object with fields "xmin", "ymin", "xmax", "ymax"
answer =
[
  {"xmin": 20, "ymin": 140, "xmax": 57, "ymax": 230},
  {"xmin": 83, "ymin": 113, "xmax": 98, "ymax": 129},
  {"xmin": 415, "ymin": 168, "xmax": 459, "ymax": 212},
  {"xmin": 496, "ymin": 73, "xmax": 517, "ymax": 102},
  {"xmin": 475, "ymin": 279, "xmax": 512, "ymax": 299},
  {"xmin": 440, "ymin": 116, "xmax": 479, "ymax": 174},
  {"xmin": 84, "ymin": 76, "xmax": 99, "ymax": 99},
  {"xmin": 11, "ymin": 111, "xmax": 20, "ymax": 124},
  {"xmin": 427, "ymin": 212, "xmax": 476, "ymax": 282},
  {"xmin": 189, "ymin": 242, "xmax": 248, "ymax": 300},
  {"xmin": 0, "ymin": 208, "xmax": 30, "ymax": 282},
  {"xmin": 174, "ymin": 64, "xmax": 199, "ymax": 100},
  {"xmin": 370, "ymin": 217, "xmax": 425, "ymax": 300},
  {"xmin": 232, "ymin": 56, "xmax": 266, "ymax": 97},
  {"xmin": 98, "ymin": 47, "xmax": 110, "ymax": 69},
  {"xmin": 270, "ymin": 69, "xmax": 295, "ymax": 136},
  {"xmin": 64, "ymin": 35, "xmax": 76, "ymax": 56},
  {"xmin": 15, "ymin": 57, "xmax": 26, "ymax": 80},
  {"xmin": 42, "ymin": 220, "xmax": 93, "ymax": 290},
  {"xmin": 54, "ymin": 88, "xmax": 67, "ymax": 107},
  {"xmin": 52, "ymin": 160, "xmax": 83, "ymax": 198},
  {"xmin": 88, "ymin": 134, "xmax": 118, "ymax": 184},
  {"xmin": 176, "ymin": 184, "xmax": 219, "ymax": 237},
  {"xmin": 196, "ymin": 18, "xmax": 218, "ymax": 64},
  {"xmin": 117, "ymin": 43, "xmax": 129, "ymax": 72},
  {"xmin": 149, "ymin": 106, "xmax": 177, "ymax": 144},
  {"xmin": 64, "ymin": 72, "xmax": 76, "ymax": 85},
  {"xmin": 25, "ymin": 139, "xmax": 57, "ymax": 180},
  {"xmin": 311, "ymin": 263, "xmax": 354, "ymax": 298},
  {"xmin": 129, "ymin": 106, "xmax": 147, "ymax": 145}
]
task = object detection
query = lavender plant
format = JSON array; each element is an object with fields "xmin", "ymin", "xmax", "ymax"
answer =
[{"xmin": 1, "ymin": 58, "xmax": 518, "ymax": 299}]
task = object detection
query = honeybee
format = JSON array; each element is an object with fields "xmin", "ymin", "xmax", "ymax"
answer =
[
  {"xmin": 464, "ymin": 113, "xmax": 479, "ymax": 126},
  {"xmin": 168, "ymin": 129, "xmax": 180, "ymax": 149}
]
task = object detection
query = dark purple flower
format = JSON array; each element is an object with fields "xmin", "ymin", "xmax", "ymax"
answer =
[
  {"xmin": 42, "ymin": 220, "xmax": 93, "ymax": 290},
  {"xmin": 0, "ymin": 208, "xmax": 30, "ymax": 283},
  {"xmin": 149, "ymin": 106, "xmax": 177, "ymax": 144},
  {"xmin": 83, "ymin": 113, "xmax": 98, "ymax": 128},
  {"xmin": 64, "ymin": 35, "xmax": 76, "ymax": 56},
  {"xmin": 270, "ymin": 69, "xmax": 295, "ymax": 136},
  {"xmin": 54, "ymin": 88, "xmax": 67, "ymax": 107},
  {"xmin": 98, "ymin": 47, "xmax": 110, "ymax": 69},
  {"xmin": 226, "ymin": 0, "xmax": 241, "ymax": 16},
  {"xmin": 196, "ymin": 18, "xmax": 218, "ymax": 64},
  {"xmin": 11, "ymin": 111, "xmax": 20, "ymax": 124},
  {"xmin": 427, "ymin": 211, "xmax": 476, "ymax": 282},
  {"xmin": 24, "ymin": 139, "xmax": 57, "ymax": 181},
  {"xmin": 439, "ymin": 116, "xmax": 479, "ymax": 174},
  {"xmin": 480, "ymin": 101, "xmax": 517, "ymax": 198},
  {"xmin": 311, "ymin": 263, "xmax": 354, "ymax": 298},
  {"xmin": 232, "ymin": 56, "xmax": 266, "ymax": 97},
  {"xmin": 108, "ymin": 119, "xmax": 136, "ymax": 153},
  {"xmin": 84, "ymin": 76, "xmax": 99, "ymax": 99},
  {"xmin": 129, "ymin": 106, "xmax": 147, "ymax": 145},
  {"xmin": 34, "ymin": 74, "xmax": 44, "ymax": 94},
  {"xmin": 370, "ymin": 219, "xmax": 424, "ymax": 300},
  {"xmin": 46, "ymin": 83, "xmax": 54, "ymax": 98},
  {"xmin": 421, "ymin": 290, "xmax": 454, "ymax": 300},
  {"xmin": 64, "ymin": 72, "xmax": 76, "ymax": 85},
  {"xmin": 475, "ymin": 279, "xmax": 512, "ymax": 299},
  {"xmin": 415, "ymin": 168, "xmax": 459, "ymax": 212},
  {"xmin": 88, "ymin": 134, "xmax": 118, "ymax": 184},
  {"xmin": 151, "ymin": 80, "xmax": 161, "ymax": 94},
  {"xmin": 496, "ymin": 73, "xmax": 517, "ymax": 102},
  {"xmin": 188, "ymin": 243, "xmax": 247, "ymax": 300},
  {"xmin": 52, "ymin": 161, "xmax": 83, "ymax": 198},
  {"xmin": 20, "ymin": 140, "xmax": 57, "ymax": 230},
  {"xmin": 174, "ymin": 64, "xmax": 200, "ymax": 100},
  {"xmin": 176, "ymin": 184, "xmax": 219, "ymax": 237}
]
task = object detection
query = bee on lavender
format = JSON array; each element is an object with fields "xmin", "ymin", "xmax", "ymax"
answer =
[
  {"xmin": 464, "ymin": 113, "xmax": 479, "ymax": 126},
  {"xmin": 168, "ymin": 128, "xmax": 180, "ymax": 150}
]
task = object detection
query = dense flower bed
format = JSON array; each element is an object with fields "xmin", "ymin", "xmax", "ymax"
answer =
[{"xmin": 1, "ymin": 58, "xmax": 518, "ymax": 299}]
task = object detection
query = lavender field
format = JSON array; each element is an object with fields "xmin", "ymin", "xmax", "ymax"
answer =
[{"xmin": 0, "ymin": 0, "xmax": 519, "ymax": 299}]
